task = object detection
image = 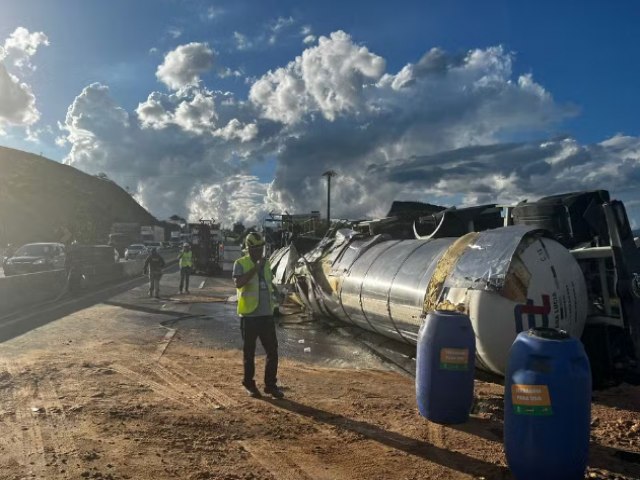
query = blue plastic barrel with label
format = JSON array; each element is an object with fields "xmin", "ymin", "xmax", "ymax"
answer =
[
  {"xmin": 504, "ymin": 328, "xmax": 591, "ymax": 480},
  {"xmin": 416, "ymin": 310, "xmax": 476, "ymax": 424}
]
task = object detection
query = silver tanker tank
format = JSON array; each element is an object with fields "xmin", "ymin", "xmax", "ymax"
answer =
[{"xmin": 272, "ymin": 225, "xmax": 588, "ymax": 376}]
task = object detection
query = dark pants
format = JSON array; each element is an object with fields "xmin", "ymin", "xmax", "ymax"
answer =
[
  {"xmin": 179, "ymin": 266, "xmax": 191, "ymax": 292},
  {"xmin": 241, "ymin": 316, "xmax": 279, "ymax": 388},
  {"xmin": 149, "ymin": 273, "xmax": 161, "ymax": 297}
]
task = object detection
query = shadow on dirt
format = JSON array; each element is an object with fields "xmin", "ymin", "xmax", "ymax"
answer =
[{"xmin": 264, "ymin": 397, "xmax": 513, "ymax": 479}]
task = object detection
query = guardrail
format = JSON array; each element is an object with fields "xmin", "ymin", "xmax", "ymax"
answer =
[{"xmin": 0, "ymin": 248, "xmax": 178, "ymax": 317}]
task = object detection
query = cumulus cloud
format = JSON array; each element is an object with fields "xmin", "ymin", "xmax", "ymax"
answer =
[
  {"xmin": 1, "ymin": 27, "xmax": 49, "ymax": 71},
  {"xmin": 156, "ymin": 42, "xmax": 215, "ymax": 90},
  {"xmin": 59, "ymin": 30, "xmax": 640, "ymax": 228},
  {"xmin": 250, "ymin": 31, "xmax": 385, "ymax": 123},
  {"xmin": 189, "ymin": 175, "xmax": 283, "ymax": 226},
  {"xmin": 249, "ymin": 34, "xmax": 583, "ymax": 219},
  {"xmin": 0, "ymin": 65, "xmax": 39, "ymax": 126},
  {"xmin": 136, "ymin": 88, "xmax": 218, "ymax": 134},
  {"xmin": 213, "ymin": 119, "xmax": 258, "ymax": 142},
  {"xmin": 0, "ymin": 27, "xmax": 48, "ymax": 128},
  {"xmin": 136, "ymin": 88, "xmax": 257, "ymax": 140},
  {"xmin": 61, "ymin": 82, "xmax": 283, "ymax": 224}
]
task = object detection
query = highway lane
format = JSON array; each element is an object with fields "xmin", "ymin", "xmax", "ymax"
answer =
[{"xmin": 0, "ymin": 245, "xmax": 179, "ymax": 280}]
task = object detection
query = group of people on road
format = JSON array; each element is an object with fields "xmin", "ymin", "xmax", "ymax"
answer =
[
  {"xmin": 143, "ymin": 232, "xmax": 285, "ymax": 399},
  {"xmin": 143, "ymin": 243, "xmax": 192, "ymax": 298}
]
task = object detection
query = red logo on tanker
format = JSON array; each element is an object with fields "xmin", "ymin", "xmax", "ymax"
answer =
[{"xmin": 514, "ymin": 295, "xmax": 550, "ymax": 332}]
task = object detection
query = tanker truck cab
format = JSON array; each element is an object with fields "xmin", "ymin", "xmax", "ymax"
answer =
[{"xmin": 466, "ymin": 190, "xmax": 640, "ymax": 386}]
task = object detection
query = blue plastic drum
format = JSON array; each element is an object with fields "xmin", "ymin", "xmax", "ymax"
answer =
[
  {"xmin": 504, "ymin": 328, "xmax": 591, "ymax": 480},
  {"xmin": 416, "ymin": 310, "xmax": 476, "ymax": 424}
]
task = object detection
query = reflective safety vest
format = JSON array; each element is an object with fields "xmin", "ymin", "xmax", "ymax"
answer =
[
  {"xmin": 236, "ymin": 255, "xmax": 274, "ymax": 315},
  {"xmin": 179, "ymin": 250, "xmax": 193, "ymax": 268}
]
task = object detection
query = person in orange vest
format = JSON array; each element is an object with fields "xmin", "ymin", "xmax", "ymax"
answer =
[{"xmin": 233, "ymin": 232, "xmax": 284, "ymax": 398}]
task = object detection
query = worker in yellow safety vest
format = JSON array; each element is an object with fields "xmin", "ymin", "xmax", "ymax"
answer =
[
  {"xmin": 233, "ymin": 232, "xmax": 284, "ymax": 399},
  {"xmin": 178, "ymin": 243, "xmax": 193, "ymax": 294}
]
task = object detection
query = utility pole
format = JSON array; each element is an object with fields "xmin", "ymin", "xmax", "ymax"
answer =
[{"xmin": 322, "ymin": 170, "xmax": 337, "ymax": 229}]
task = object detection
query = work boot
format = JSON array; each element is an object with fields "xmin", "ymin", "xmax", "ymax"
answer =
[
  {"xmin": 243, "ymin": 382, "xmax": 262, "ymax": 398},
  {"xmin": 264, "ymin": 385, "xmax": 285, "ymax": 399},
  {"xmin": 185, "ymin": 290, "xmax": 191, "ymax": 294}
]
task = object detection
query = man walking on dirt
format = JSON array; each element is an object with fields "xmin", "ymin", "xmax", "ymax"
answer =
[
  {"xmin": 178, "ymin": 243, "xmax": 192, "ymax": 294},
  {"xmin": 233, "ymin": 232, "xmax": 284, "ymax": 399},
  {"xmin": 144, "ymin": 247, "xmax": 165, "ymax": 298}
]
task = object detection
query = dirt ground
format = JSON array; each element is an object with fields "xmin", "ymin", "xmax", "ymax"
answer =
[{"xmin": 0, "ymin": 275, "xmax": 639, "ymax": 480}]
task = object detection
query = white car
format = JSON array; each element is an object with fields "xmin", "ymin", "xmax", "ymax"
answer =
[{"xmin": 124, "ymin": 244, "xmax": 147, "ymax": 260}]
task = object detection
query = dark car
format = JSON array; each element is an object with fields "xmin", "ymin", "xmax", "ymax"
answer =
[{"xmin": 2, "ymin": 242, "xmax": 66, "ymax": 276}]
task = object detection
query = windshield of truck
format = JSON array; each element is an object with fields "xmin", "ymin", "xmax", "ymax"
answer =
[{"xmin": 14, "ymin": 244, "xmax": 53, "ymax": 257}]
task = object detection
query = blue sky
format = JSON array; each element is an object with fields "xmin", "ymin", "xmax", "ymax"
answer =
[{"xmin": 1, "ymin": 0, "xmax": 640, "ymax": 225}]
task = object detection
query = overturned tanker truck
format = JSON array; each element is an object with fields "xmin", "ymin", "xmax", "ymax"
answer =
[{"xmin": 270, "ymin": 190, "xmax": 640, "ymax": 387}]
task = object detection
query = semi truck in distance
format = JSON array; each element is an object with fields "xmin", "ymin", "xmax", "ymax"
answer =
[
  {"xmin": 141, "ymin": 225, "xmax": 165, "ymax": 244},
  {"xmin": 187, "ymin": 219, "xmax": 223, "ymax": 275},
  {"xmin": 108, "ymin": 223, "xmax": 142, "ymax": 257}
]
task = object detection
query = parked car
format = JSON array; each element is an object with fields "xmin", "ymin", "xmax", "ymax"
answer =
[
  {"xmin": 124, "ymin": 244, "xmax": 147, "ymax": 260},
  {"xmin": 68, "ymin": 244, "xmax": 120, "ymax": 266},
  {"xmin": 2, "ymin": 242, "xmax": 66, "ymax": 276}
]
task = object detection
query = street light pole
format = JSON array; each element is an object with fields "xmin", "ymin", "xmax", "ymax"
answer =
[{"xmin": 322, "ymin": 170, "xmax": 337, "ymax": 229}]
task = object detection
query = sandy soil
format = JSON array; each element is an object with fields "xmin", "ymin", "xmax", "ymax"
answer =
[{"xmin": 0, "ymin": 279, "xmax": 638, "ymax": 480}]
